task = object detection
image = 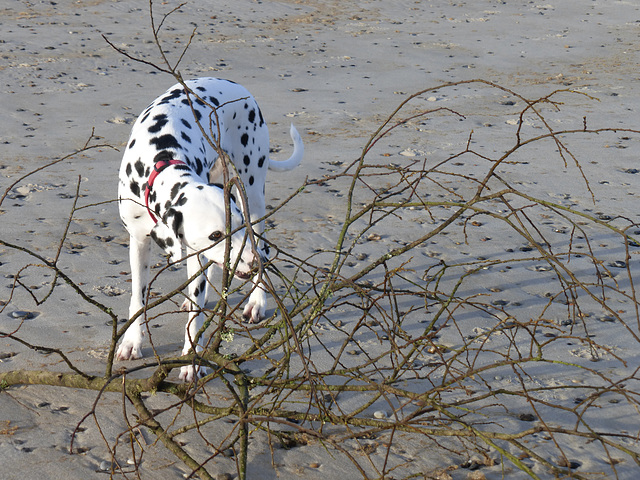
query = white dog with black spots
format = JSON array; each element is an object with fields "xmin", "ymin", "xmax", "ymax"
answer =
[{"xmin": 115, "ymin": 77, "xmax": 303, "ymax": 382}]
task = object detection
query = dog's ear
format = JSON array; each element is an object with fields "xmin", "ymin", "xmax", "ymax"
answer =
[
  {"xmin": 150, "ymin": 208, "xmax": 184, "ymax": 262},
  {"xmin": 150, "ymin": 222, "xmax": 182, "ymax": 262}
]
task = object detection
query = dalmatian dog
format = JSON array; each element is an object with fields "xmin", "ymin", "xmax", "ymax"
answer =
[{"xmin": 115, "ymin": 77, "xmax": 304, "ymax": 381}]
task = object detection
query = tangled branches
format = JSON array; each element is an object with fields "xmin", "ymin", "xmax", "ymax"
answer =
[{"xmin": 2, "ymin": 79, "xmax": 640, "ymax": 480}]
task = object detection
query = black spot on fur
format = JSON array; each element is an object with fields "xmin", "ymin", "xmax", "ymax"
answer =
[
  {"xmin": 258, "ymin": 156, "xmax": 266, "ymax": 168},
  {"xmin": 208, "ymin": 96, "xmax": 220, "ymax": 107},
  {"xmin": 181, "ymin": 131, "xmax": 191, "ymax": 143},
  {"xmin": 248, "ymin": 109, "xmax": 256, "ymax": 123},
  {"xmin": 175, "ymin": 193, "xmax": 188, "ymax": 207},
  {"xmin": 128, "ymin": 138, "xmax": 136, "ymax": 149},
  {"xmin": 170, "ymin": 183, "xmax": 181, "ymax": 199},
  {"xmin": 125, "ymin": 163, "xmax": 132, "ymax": 177},
  {"xmin": 194, "ymin": 158, "xmax": 203, "ymax": 176},
  {"xmin": 196, "ymin": 86, "xmax": 206, "ymax": 92},
  {"xmin": 130, "ymin": 180, "xmax": 140, "ymax": 196},
  {"xmin": 157, "ymin": 88, "xmax": 183, "ymax": 105},
  {"xmin": 194, "ymin": 279, "xmax": 206, "ymax": 297},
  {"xmin": 154, "ymin": 151, "xmax": 174, "ymax": 163},
  {"xmin": 241, "ymin": 133, "xmax": 249, "ymax": 147},
  {"xmin": 243, "ymin": 155, "xmax": 251, "ymax": 166},
  {"xmin": 171, "ymin": 210, "xmax": 183, "ymax": 236},
  {"xmin": 148, "ymin": 114, "xmax": 168, "ymax": 133},
  {"xmin": 181, "ymin": 118, "xmax": 192, "ymax": 129},
  {"xmin": 150, "ymin": 134, "xmax": 181, "ymax": 151},
  {"xmin": 249, "ymin": 176, "xmax": 254, "ymax": 186},
  {"xmin": 258, "ymin": 107, "xmax": 265, "ymax": 126},
  {"xmin": 134, "ymin": 159, "xmax": 145, "ymax": 177}
]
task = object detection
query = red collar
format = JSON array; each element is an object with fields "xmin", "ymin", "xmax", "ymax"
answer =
[{"xmin": 144, "ymin": 159, "xmax": 186, "ymax": 224}]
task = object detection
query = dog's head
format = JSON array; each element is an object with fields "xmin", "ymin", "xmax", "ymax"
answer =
[{"xmin": 150, "ymin": 184, "xmax": 258, "ymax": 277}]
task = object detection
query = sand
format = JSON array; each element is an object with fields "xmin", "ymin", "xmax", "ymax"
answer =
[{"xmin": 1, "ymin": 1, "xmax": 640, "ymax": 479}]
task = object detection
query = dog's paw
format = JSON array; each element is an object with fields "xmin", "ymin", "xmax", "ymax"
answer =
[
  {"xmin": 242, "ymin": 297, "xmax": 266, "ymax": 323},
  {"xmin": 179, "ymin": 364, "xmax": 210, "ymax": 383},
  {"xmin": 180, "ymin": 298, "xmax": 192, "ymax": 312},
  {"xmin": 242, "ymin": 287, "xmax": 267, "ymax": 323},
  {"xmin": 116, "ymin": 339, "xmax": 143, "ymax": 361}
]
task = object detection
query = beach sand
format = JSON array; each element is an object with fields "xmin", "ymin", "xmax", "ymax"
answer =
[{"xmin": 2, "ymin": 1, "xmax": 640, "ymax": 478}]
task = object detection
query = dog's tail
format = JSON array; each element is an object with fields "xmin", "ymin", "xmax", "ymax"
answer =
[{"xmin": 268, "ymin": 124, "xmax": 304, "ymax": 172}]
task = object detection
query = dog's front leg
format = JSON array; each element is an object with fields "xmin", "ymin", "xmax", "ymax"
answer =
[
  {"xmin": 242, "ymin": 211, "xmax": 268, "ymax": 323},
  {"xmin": 179, "ymin": 254, "xmax": 209, "ymax": 382},
  {"xmin": 116, "ymin": 235, "xmax": 151, "ymax": 360}
]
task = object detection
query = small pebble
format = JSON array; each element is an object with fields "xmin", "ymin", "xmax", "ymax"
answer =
[
  {"xmin": 309, "ymin": 462, "xmax": 321, "ymax": 468},
  {"xmin": 373, "ymin": 410, "xmax": 388, "ymax": 419},
  {"xmin": 98, "ymin": 460, "xmax": 113, "ymax": 472},
  {"xmin": 532, "ymin": 265, "xmax": 552, "ymax": 272},
  {"xmin": 10, "ymin": 310, "xmax": 36, "ymax": 320},
  {"xmin": 467, "ymin": 472, "xmax": 487, "ymax": 480}
]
